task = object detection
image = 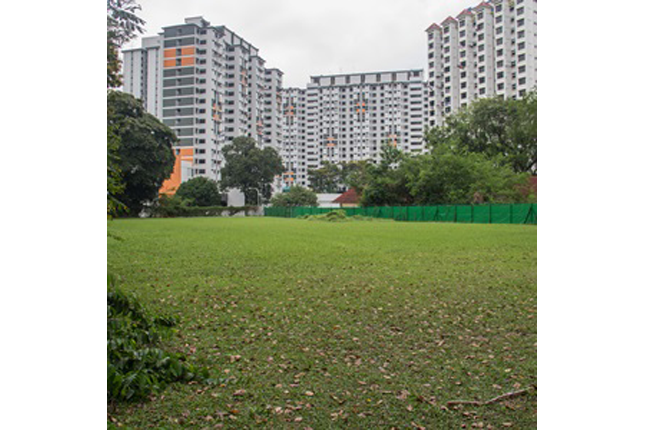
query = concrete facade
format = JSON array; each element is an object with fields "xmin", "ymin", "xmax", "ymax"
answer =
[
  {"xmin": 283, "ymin": 70, "xmax": 428, "ymax": 188},
  {"xmin": 122, "ymin": 17, "xmax": 283, "ymax": 192},
  {"xmin": 426, "ymin": 0, "xmax": 537, "ymax": 127},
  {"xmin": 123, "ymin": 3, "xmax": 536, "ymax": 193}
]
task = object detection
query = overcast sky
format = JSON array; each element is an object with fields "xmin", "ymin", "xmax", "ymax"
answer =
[{"xmin": 124, "ymin": 0, "xmax": 477, "ymax": 88}]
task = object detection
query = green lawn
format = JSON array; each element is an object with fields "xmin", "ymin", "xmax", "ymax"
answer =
[{"xmin": 108, "ymin": 217, "xmax": 537, "ymax": 429}]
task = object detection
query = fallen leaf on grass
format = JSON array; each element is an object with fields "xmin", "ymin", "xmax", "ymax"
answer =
[{"xmin": 396, "ymin": 390, "xmax": 410, "ymax": 400}]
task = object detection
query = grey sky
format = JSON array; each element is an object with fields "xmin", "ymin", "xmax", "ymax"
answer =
[{"xmin": 124, "ymin": 0, "xmax": 477, "ymax": 88}]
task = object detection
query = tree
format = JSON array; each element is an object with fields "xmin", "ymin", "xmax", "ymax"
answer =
[
  {"xmin": 270, "ymin": 186, "xmax": 318, "ymax": 207},
  {"xmin": 107, "ymin": 0, "xmax": 145, "ymax": 88},
  {"xmin": 308, "ymin": 161, "xmax": 342, "ymax": 193},
  {"xmin": 220, "ymin": 136, "xmax": 283, "ymax": 204},
  {"xmin": 425, "ymin": 92, "xmax": 537, "ymax": 174},
  {"xmin": 108, "ymin": 91, "xmax": 176, "ymax": 215},
  {"xmin": 408, "ymin": 146, "xmax": 528, "ymax": 205},
  {"xmin": 107, "ymin": 121, "xmax": 124, "ymax": 216},
  {"xmin": 359, "ymin": 145, "xmax": 416, "ymax": 207},
  {"xmin": 175, "ymin": 177, "xmax": 222, "ymax": 207}
]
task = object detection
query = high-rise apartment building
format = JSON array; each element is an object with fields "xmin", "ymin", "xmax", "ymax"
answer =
[
  {"xmin": 262, "ymin": 69, "xmax": 284, "ymax": 152},
  {"xmin": 426, "ymin": 0, "xmax": 537, "ymax": 127},
  {"xmin": 281, "ymin": 88, "xmax": 307, "ymax": 187},
  {"xmin": 283, "ymin": 70, "xmax": 428, "ymax": 188},
  {"xmin": 122, "ymin": 4, "xmax": 536, "ymax": 195},
  {"xmin": 122, "ymin": 17, "xmax": 283, "ymax": 192}
]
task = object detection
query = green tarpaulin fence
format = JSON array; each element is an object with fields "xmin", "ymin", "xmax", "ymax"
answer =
[{"xmin": 264, "ymin": 203, "xmax": 537, "ymax": 225}]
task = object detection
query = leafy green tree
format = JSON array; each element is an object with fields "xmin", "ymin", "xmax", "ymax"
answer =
[
  {"xmin": 270, "ymin": 186, "xmax": 318, "ymax": 207},
  {"xmin": 107, "ymin": 122, "xmax": 124, "ymax": 216},
  {"xmin": 107, "ymin": 0, "xmax": 145, "ymax": 88},
  {"xmin": 175, "ymin": 177, "xmax": 222, "ymax": 207},
  {"xmin": 408, "ymin": 146, "xmax": 527, "ymax": 205},
  {"xmin": 220, "ymin": 136, "xmax": 283, "ymax": 204},
  {"xmin": 108, "ymin": 91, "xmax": 176, "ymax": 215},
  {"xmin": 339, "ymin": 160, "xmax": 373, "ymax": 195},
  {"xmin": 360, "ymin": 145, "xmax": 416, "ymax": 207},
  {"xmin": 308, "ymin": 161, "xmax": 342, "ymax": 193},
  {"xmin": 425, "ymin": 92, "xmax": 537, "ymax": 174}
]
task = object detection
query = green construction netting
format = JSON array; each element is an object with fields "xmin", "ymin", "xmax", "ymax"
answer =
[{"xmin": 264, "ymin": 203, "xmax": 537, "ymax": 225}]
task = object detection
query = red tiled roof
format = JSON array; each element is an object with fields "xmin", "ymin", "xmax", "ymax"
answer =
[
  {"xmin": 441, "ymin": 16, "xmax": 457, "ymax": 25},
  {"xmin": 333, "ymin": 188, "xmax": 360, "ymax": 204},
  {"xmin": 474, "ymin": 1, "xmax": 493, "ymax": 10}
]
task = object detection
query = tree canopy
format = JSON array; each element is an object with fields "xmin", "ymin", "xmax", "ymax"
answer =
[
  {"xmin": 359, "ymin": 143, "xmax": 530, "ymax": 207},
  {"xmin": 220, "ymin": 137, "xmax": 283, "ymax": 204},
  {"xmin": 108, "ymin": 91, "xmax": 176, "ymax": 215},
  {"xmin": 175, "ymin": 176, "xmax": 222, "ymax": 207},
  {"xmin": 107, "ymin": 0, "xmax": 145, "ymax": 88},
  {"xmin": 270, "ymin": 186, "xmax": 318, "ymax": 207},
  {"xmin": 425, "ymin": 91, "xmax": 537, "ymax": 174},
  {"xmin": 308, "ymin": 161, "xmax": 342, "ymax": 193}
]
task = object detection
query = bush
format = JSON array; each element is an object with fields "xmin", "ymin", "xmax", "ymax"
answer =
[
  {"xmin": 270, "ymin": 186, "xmax": 318, "ymax": 207},
  {"xmin": 304, "ymin": 210, "xmax": 348, "ymax": 222},
  {"xmin": 107, "ymin": 274, "xmax": 208, "ymax": 403},
  {"xmin": 153, "ymin": 195, "xmax": 257, "ymax": 218},
  {"xmin": 175, "ymin": 177, "xmax": 222, "ymax": 207}
]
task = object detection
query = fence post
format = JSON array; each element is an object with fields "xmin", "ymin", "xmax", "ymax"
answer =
[{"xmin": 489, "ymin": 204, "xmax": 492, "ymax": 224}]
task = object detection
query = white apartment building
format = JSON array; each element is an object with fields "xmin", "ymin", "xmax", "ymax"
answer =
[
  {"xmin": 262, "ymin": 68, "xmax": 284, "ymax": 152},
  {"xmin": 426, "ymin": 0, "xmax": 537, "ymax": 127},
  {"xmin": 286, "ymin": 70, "xmax": 428, "ymax": 188},
  {"xmin": 122, "ymin": 16, "xmax": 283, "ymax": 189},
  {"xmin": 281, "ymin": 87, "xmax": 307, "ymax": 188}
]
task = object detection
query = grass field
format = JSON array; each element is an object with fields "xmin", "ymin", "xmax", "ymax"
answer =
[{"xmin": 107, "ymin": 217, "xmax": 537, "ymax": 429}]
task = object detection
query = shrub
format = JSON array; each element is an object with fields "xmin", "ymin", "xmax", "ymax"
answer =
[
  {"xmin": 153, "ymin": 195, "xmax": 257, "ymax": 218},
  {"xmin": 305, "ymin": 210, "xmax": 349, "ymax": 222},
  {"xmin": 270, "ymin": 186, "xmax": 318, "ymax": 207},
  {"xmin": 175, "ymin": 177, "xmax": 222, "ymax": 207},
  {"xmin": 107, "ymin": 274, "xmax": 208, "ymax": 404}
]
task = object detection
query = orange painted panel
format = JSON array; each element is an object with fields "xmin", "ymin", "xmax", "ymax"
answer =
[
  {"xmin": 164, "ymin": 48, "xmax": 176, "ymax": 58},
  {"xmin": 181, "ymin": 46, "xmax": 195, "ymax": 56},
  {"xmin": 181, "ymin": 57, "xmax": 195, "ymax": 66},
  {"xmin": 164, "ymin": 59, "xmax": 176, "ymax": 68},
  {"xmin": 159, "ymin": 148, "xmax": 194, "ymax": 195}
]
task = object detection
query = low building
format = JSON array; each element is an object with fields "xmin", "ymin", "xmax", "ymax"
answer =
[
  {"xmin": 316, "ymin": 193, "xmax": 342, "ymax": 208},
  {"xmin": 332, "ymin": 188, "xmax": 360, "ymax": 208}
]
